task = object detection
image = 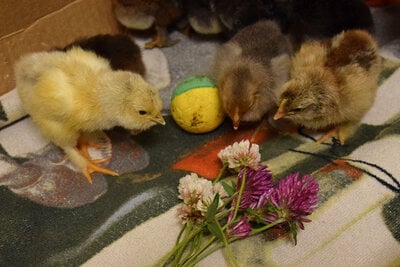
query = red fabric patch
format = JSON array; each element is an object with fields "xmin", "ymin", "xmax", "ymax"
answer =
[
  {"xmin": 172, "ymin": 123, "xmax": 276, "ymax": 179},
  {"xmin": 318, "ymin": 159, "xmax": 364, "ymax": 180}
]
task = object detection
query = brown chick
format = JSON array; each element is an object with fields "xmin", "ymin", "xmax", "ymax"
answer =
[
  {"xmin": 113, "ymin": 0, "xmax": 184, "ymax": 49},
  {"xmin": 15, "ymin": 47, "xmax": 165, "ymax": 183},
  {"xmin": 62, "ymin": 34, "xmax": 146, "ymax": 76},
  {"xmin": 182, "ymin": 0, "xmax": 223, "ymax": 35},
  {"xmin": 212, "ymin": 20, "xmax": 292, "ymax": 130},
  {"xmin": 274, "ymin": 29, "xmax": 381, "ymax": 144}
]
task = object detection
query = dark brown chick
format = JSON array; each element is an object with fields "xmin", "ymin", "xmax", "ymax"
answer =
[
  {"xmin": 182, "ymin": 0, "xmax": 223, "ymax": 35},
  {"xmin": 212, "ymin": 0, "xmax": 373, "ymax": 44},
  {"xmin": 62, "ymin": 34, "xmax": 146, "ymax": 76},
  {"xmin": 212, "ymin": 20, "xmax": 292, "ymax": 130},
  {"xmin": 274, "ymin": 29, "xmax": 381, "ymax": 144},
  {"xmin": 113, "ymin": 0, "xmax": 184, "ymax": 49},
  {"xmin": 212, "ymin": 0, "xmax": 274, "ymax": 38}
]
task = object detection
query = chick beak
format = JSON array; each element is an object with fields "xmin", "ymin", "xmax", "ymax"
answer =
[
  {"xmin": 273, "ymin": 99, "xmax": 287, "ymax": 120},
  {"xmin": 233, "ymin": 120, "xmax": 240, "ymax": 130},
  {"xmin": 152, "ymin": 115, "xmax": 166, "ymax": 125},
  {"xmin": 232, "ymin": 108, "xmax": 240, "ymax": 130}
]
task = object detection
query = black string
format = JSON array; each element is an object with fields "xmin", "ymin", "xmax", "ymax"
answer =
[
  {"xmin": 297, "ymin": 127, "xmax": 317, "ymax": 142},
  {"xmin": 344, "ymin": 164, "xmax": 400, "ymax": 193},
  {"xmin": 289, "ymin": 148, "xmax": 400, "ymax": 194},
  {"xmin": 342, "ymin": 158, "xmax": 400, "ymax": 189},
  {"xmin": 288, "ymin": 148, "xmax": 336, "ymax": 164}
]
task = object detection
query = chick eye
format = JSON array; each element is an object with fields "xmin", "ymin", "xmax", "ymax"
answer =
[
  {"xmin": 291, "ymin": 108, "xmax": 303, "ymax": 113},
  {"xmin": 139, "ymin": 110, "xmax": 147, "ymax": 115}
]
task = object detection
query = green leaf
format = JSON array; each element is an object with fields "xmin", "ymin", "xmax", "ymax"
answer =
[
  {"xmin": 206, "ymin": 193, "xmax": 220, "ymax": 222},
  {"xmin": 231, "ymin": 180, "xmax": 238, "ymax": 191},
  {"xmin": 207, "ymin": 221, "xmax": 225, "ymax": 242},
  {"xmin": 205, "ymin": 194, "xmax": 228, "ymax": 242},
  {"xmin": 222, "ymin": 181, "xmax": 235, "ymax": 196},
  {"xmin": 289, "ymin": 221, "xmax": 298, "ymax": 245}
]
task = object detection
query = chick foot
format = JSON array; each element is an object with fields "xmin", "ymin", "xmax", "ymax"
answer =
[
  {"xmin": 82, "ymin": 159, "xmax": 118, "ymax": 184},
  {"xmin": 77, "ymin": 133, "xmax": 118, "ymax": 183},
  {"xmin": 145, "ymin": 26, "xmax": 179, "ymax": 49},
  {"xmin": 316, "ymin": 127, "xmax": 343, "ymax": 145},
  {"xmin": 179, "ymin": 24, "xmax": 191, "ymax": 37}
]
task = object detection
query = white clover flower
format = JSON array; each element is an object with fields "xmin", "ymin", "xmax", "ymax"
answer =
[
  {"xmin": 195, "ymin": 185, "xmax": 217, "ymax": 215},
  {"xmin": 178, "ymin": 173, "xmax": 211, "ymax": 204},
  {"xmin": 177, "ymin": 173, "xmax": 228, "ymax": 222},
  {"xmin": 177, "ymin": 203, "xmax": 193, "ymax": 224},
  {"xmin": 217, "ymin": 139, "xmax": 261, "ymax": 171},
  {"xmin": 213, "ymin": 182, "xmax": 229, "ymax": 199}
]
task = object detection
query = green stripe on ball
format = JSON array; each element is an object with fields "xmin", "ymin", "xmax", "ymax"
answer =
[{"xmin": 171, "ymin": 75, "xmax": 217, "ymax": 99}]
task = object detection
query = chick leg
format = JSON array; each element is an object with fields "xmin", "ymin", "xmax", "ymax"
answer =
[
  {"xmin": 77, "ymin": 132, "xmax": 109, "ymax": 162},
  {"xmin": 317, "ymin": 122, "xmax": 357, "ymax": 145},
  {"xmin": 36, "ymin": 119, "xmax": 117, "ymax": 183},
  {"xmin": 337, "ymin": 122, "xmax": 357, "ymax": 145},
  {"xmin": 316, "ymin": 127, "xmax": 340, "ymax": 145},
  {"xmin": 76, "ymin": 133, "xmax": 118, "ymax": 183},
  {"xmin": 64, "ymin": 146, "xmax": 118, "ymax": 184},
  {"xmin": 179, "ymin": 23, "xmax": 192, "ymax": 37},
  {"xmin": 145, "ymin": 26, "xmax": 179, "ymax": 49}
]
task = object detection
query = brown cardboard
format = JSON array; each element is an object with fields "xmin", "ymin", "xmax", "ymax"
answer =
[{"xmin": 0, "ymin": 0, "xmax": 120, "ymax": 96}]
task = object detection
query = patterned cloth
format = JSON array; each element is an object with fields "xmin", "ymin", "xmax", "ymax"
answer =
[{"xmin": 0, "ymin": 33, "xmax": 399, "ymax": 266}]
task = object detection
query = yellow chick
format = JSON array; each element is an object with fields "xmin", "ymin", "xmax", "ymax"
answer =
[
  {"xmin": 274, "ymin": 29, "xmax": 381, "ymax": 144},
  {"xmin": 15, "ymin": 47, "xmax": 165, "ymax": 183}
]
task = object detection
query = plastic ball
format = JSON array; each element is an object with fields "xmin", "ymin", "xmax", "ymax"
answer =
[{"xmin": 171, "ymin": 76, "xmax": 225, "ymax": 133}]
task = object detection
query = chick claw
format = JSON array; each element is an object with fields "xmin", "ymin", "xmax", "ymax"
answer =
[
  {"xmin": 83, "ymin": 160, "xmax": 118, "ymax": 184},
  {"xmin": 316, "ymin": 127, "xmax": 344, "ymax": 145},
  {"xmin": 145, "ymin": 26, "xmax": 179, "ymax": 49}
]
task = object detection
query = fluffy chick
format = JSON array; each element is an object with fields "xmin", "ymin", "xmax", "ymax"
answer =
[
  {"xmin": 212, "ymin": 0, "xmax": 274, "ymax": 38},
  {"xmin": 182, "ymin": 0, "xmax": 223, "ymax": 35},
  {"xmin": 274, "ymin": 29, "xmax": 381, "ymax": 144},
  {"xmin": 112, "ymin": 0, "xmax": 184, "ymax": 49},
  {"xmin": 273, "ymin": 0, "xmax": 374, "ymax": 47},
  {"xmin": 211, "ymin": 0, "xmax": 373, "ymax": 44},
  {"xmin": 15, "ymin": 47, "xmax": 165, "ymax": 183},
  {"xmin": 212, "ymin": 20, "xmax": 292, "ymax": 130},
  {"xmin": 62, "ymin": 34, "xmax": 146, "ymax": 76}
]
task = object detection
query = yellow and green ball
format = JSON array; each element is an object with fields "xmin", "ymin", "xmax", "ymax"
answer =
[{"xmin": 171, "ymin": 76, "xmax": 225, "ymax": 134}]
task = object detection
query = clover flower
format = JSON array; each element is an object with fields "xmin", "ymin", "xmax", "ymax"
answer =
[
  {"xmin": 217, "ymin": 140, "xmax": 261, "ymax": 171},
  {"xmin": 263, "ymin": 172, "xmax": 319, "ymax": 230},
  {"xmin": 233, "ymin": 164, "xmax": 274, "ymax": 211},
  {"xmin": 161, "ymin": 140, "xmax": 320, "ymax": 266},
  {"xmin": 227, "ymin": 216, "xmax": 252, "ymax": 238},
  {"xmin": 177, "ymin": 203, "xmax": 204, "ymax": 224},
  {"xmin": 177, "ymin": 173, "xmax": 228, "ymax": 223}
]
